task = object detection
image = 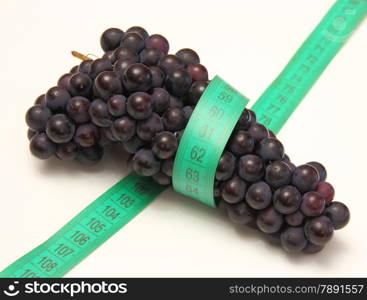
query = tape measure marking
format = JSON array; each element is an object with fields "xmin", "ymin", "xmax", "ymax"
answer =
[{"xmin": 172, "ymin": 76, "xmax": 249, "ymax": 207}]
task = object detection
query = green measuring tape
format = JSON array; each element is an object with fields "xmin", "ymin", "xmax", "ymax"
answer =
[{"xmin": 1, "ymin": 0, "xmax": 365, "ymax": 278}]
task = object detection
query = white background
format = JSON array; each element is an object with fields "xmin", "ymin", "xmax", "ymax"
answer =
[{"xmin": 0, "ymin": 0, "xmax": 366, "ymax": 277}]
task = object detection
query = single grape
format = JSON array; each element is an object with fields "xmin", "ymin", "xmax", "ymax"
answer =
[
  {"xmin": 301, "ymin": 191, "xmax": 325, "ymax": 217},
  {"xmin": 94, "ymin": 71, "xmax": 123, "ymax": 100},
  {"xmin": 280, "ymin": 226, "xmax": 307, "ymax": 252},
  {"xmin": 158, "ymin": 55, "xmax": 184, "ymax": 74},
  {"xmin": 46, "ymin": 114, "xmax": 75, "ymax": 144},
  {"xmin": 248, "ymin": 123, "xmax": 270, "ymax": 144},
  {"xmin": 89, "ymin": 58, "xmax": 113, "ymax": 79},
  {"xmin": 121, "ymin": 32, "xmax": 145, "ymax": 52},
  {"xmin": 55, "ymin": 141, "xmax": 79, "ymax": 160},
  {"xmin": 66, "ymin": 96, "xmax": 90, "ymax": 124},
  {"xmin": 126, "ymin": 92, "xmax": 152, "ymax": 120},
  {"xmin": 316, "ymin": 181, "xmax": 335, "ymax": 204},
  {"xmin": 307, "ymin": 161, "xmax": 327, "ymax": 182},
  {"xmin": 302, "ymin": 242, "xmax": 324, "ymax": 254},
  {"xmin": 140, "ymin": 48, "xmax": 164, "ymax": 66},
  {"xmin": 137, "ymin": 113, "xmax": 164, "ymax": 142},
  {"xmin": 186, "ymin": 63, "xmax": 208, "ymax": 81},
  {"xmin": 304, "ymin": 216, "xmax": 334, "ymax": 246},
  {"xmin": 169, "ymin": 95, "xmax": 184, "ymax": 108},
  {"xmin": 257, "ymin": 138, "xmax": 284, "ymax": 161},
  {"xmin": 256, "ymin": 206, "xmax": 283, "ymax": 234},
  {"xmin": 112, "ymin": 46, "xmax": 139, "ymax": 64},
  {"xmin": 285, "ymin": 210, "xmax": 305, "ymax": 226},
  {"xmin": 57, "ymin": 73, "xmax": 72, "ymax": 90},
  {"xmin": 100, "ymin": 28, "xmax": 125, "ymax": 52},
  {"xmin": 238, "ymin": 154, "xmax": 265, "ymax": 182},
  {"xmin": 146, "ymin": 34, "xmax": 169, "ymax": 54},
  {"xmin": 292, "ymin": 164, "xmax": 320, "ymax": 193},
  {"xmin": 46, "ymin": 86, "xmax": 71, "ymax": 112},
  {"xmin": 113, "ymin": 58, "xmax": 135, "ymax": 77},
  {"xmin": 34, "ymin": 94, "xmax": 46, "ymax": 106},
  {"xmin": 151, "ymin": 88, "xmax": 170, "ymax": 114},
  {"xmin": 123, "ymin": 135, "xmax": 146, "ymax": 154},
  {"xmin": 221, "ymin": 176, "xmax": 247, "ymax": 204},
  {"xmin": 78, "ymin": 60, "xmax": 93, "ymax": 75},
  {"xmin": 70, "ymin": 65, "xmax": 79, "ymax": 73},
  {"xmin": 165, "ymin": 69, "xmax": 192, "ymax": 96},
  {"xmin": 228, "ymin": 130, "xmax": 255, "ymax": 156},
  {"xmin": 123, "ymin": 63, "xmax": 152, "ymax": 92},
  {"xmin": 126, "ymin": 26, "xmax": 149, "ymax": 39},
  {"xmin": 74, "ymin": 123, "xmax": 100, "ymax": 147},
  {"xmin": 76, "ymin": 145, "xmax": 104, "ymax": 165},
  {"xmin": 188, "ymin": 80, "xmax": 208, "ymax": 105},
  {"xmin": 111, "ymin": 116, "xmax": 136, "ymax": 142},
  {"xmin": 67, "ymin": 72, "xmax": 92, "ymax": 97},
  {"xmin": 273, "ymin": 185, "xmax": 302, "ymax": 215},
  {"xmin": 132, "ymin": 148, "xmax": 161, "ymax": 176},
  {"xmin": 161, "ymin": 158, "xmax": 174, "ymax": 177},
  {"xmin": 107, "ymin": 95, "xmax": 126, "ymax": 117},
  {"xmin": 324, "ymin": 201, "xmax": 350, "ymax": 230},
  {"xmin": 227, "ymin": 202, "xmax": 256, "ymax": 225},
  {"xmin": 89, "ymin": 99, "xmax": 113, "ymax": 127},
  {"xmin": 182, "ymin": 105, "xmax": 193, "ymax": 122},
  {"xmin": 150, "ymin": 66, "xmax": 165, "ymax": 88},
  {"xmin": 265, "ymin": 161, "xmax": 292, "ymax": 189},
  {"xmin": 151, "ymin": 131, "xmax": 178, "ymax": 159},
  {"xmin": 29, "ymin": 133, "xmax": 56, "ymax": 159},
  {"xmin": 162, "ymin": 107, "xmax": 186, "ymax": 132},
  {"xmin": 235, "ymin": 109, "xmax": 256, "ymax": 131},
  {"xmin": 27, "ymin": 129, "xmax": 37, "ymax": 140},
  {"xmin": 175, "ymin": 48, "xmax": 200, "ymax": 66},
  {"xmin": 245, "ymin": 181, "xmax": 272, "ymax": 210},
  {"xmin": 25, "ymin": 105, "xmax": 52, "ymax": 131},
  {"xmin": 152, "ymin": 172, "xmax": 171, "ymax": 186}
]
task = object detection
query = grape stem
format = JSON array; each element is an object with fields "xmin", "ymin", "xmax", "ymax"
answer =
[{"xmin": 71, "ymin": 51, "xmax": 99, "ymax": 61}]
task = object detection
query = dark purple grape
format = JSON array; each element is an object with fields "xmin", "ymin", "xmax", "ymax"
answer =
[
  {"xmin": 126, "ymin": 26, "xmax": 149, "ymax": 40},
  {"xmin": 161, "ymin": 158, "xmax": 174, "ymax": 177},
  {"xmin": 235, "ymin": 109, "xmax": 256, "ymax": 131},
  {"xmin": 158, "ymin": 55, "xmax": 184, "ymax": 74},
  {"xmin": 67, "ymin": 72, "xmax": 92, "ymax": 97},
  {"xmin": 162, "ymin": 107, "xmax": 186, "ymax": 132},
  {"xmin": 273, "ymin": 185, "xmax": 302, "ymax": 214},
  {"xmin": 98, "ymin": 128, "xmax": 116, "ymax": 147},
  {"xmin": 187, "ymin": 63, "xmax": 208, "ymax": 81},
  {"xmin": 25, "ymin": 105, "xmax": 52, "ymax": 131},
  {"xmin": 307, "ymin": 161, "xmax": 327, "ymax": 182},
  {"xmin": 316, "ymin": 181, "xmax": 334, "ymax": 204},
  {"xmin": 55, "ymin": 141, "xmax": 79, "ymax": 160},
  {"xmin": 66, "ymin": 96, "xmax": 90, "ymax": 124},
  {"xmin": 248, "ymin": 123, "xmax": 270, "ymax": 143},
  {"xmin": 112, "ymin": 46, "xmax": 139, "ymax": 64},
  {"xmin": 151, "ymin": 131, "xmax": 178, "ymax": 159},
  {"xmin": 89, "ymin": 99, "xmax": 113, "ymax": 127},
  {"xmin": 137, "ymin": 113, "xmax": 164, "ymax": 141},
  {"xmin": 182, "ymin": 105, "xmax": 193, "ymax": 122},
  {"xmin": 46, "ymin": 86, "xmax": 71, "ymax": 112},
  {"xmin": 292, "ymin": 164, "xmax": 320, "ymax": 193},
  {"xmin": 152, "ymin": 172, "xmax": 171, "ymax": 186},
  {"xmin": 27, "ymin": 129, "xmax": 37, "ymax": 140},
  {"xmin": 245, "ymin": 181, "xmax": 272, "ymax": 210},
  {"xmin": 100, "ymin": 28, "xmax": 124, "ymax": 52},
  {"xmin": 301, "ymin": 191, "xmax": 325, "ymax": 217},
  {"xmin": 113, "ymin": 58, "xmax": 135, "ymax": 77},
  {"xmin": 175, "ymin": 48, "xmax": 200, "ymax": 66},
  {"xmin": 107, "ymin": 95, "xmax": 126, "ymax": 117},
  {"xmin": 123, "ymin": 135, "xmax": 146, "ymax": 154},
  {"xmin": 228, "ymin": 130, "xmax": 255, "ymax": 156},
  {"xmin": 304, "ymin": 216, "xmax": 334, "ymax": 246},
  {"xmin": 74, "ymin": 123, "xmax": 100, "ymax": 147},
  {"xmin": 29, "ymin": 133, "xmax": 56, "ymax": 159},
  {"xmin": 150, "ymin": 66, "xmax": 165, "ymax": 88},
  {"xmin": 227, "ymin": 202, "xmax": 255, "ymax": 225},
  {"xmin": 76, "ymin": 145, "xmax": 104, "ymax": 165},
  {"xmin": 221, "ymin": 176, "xmax": 247, "ymax": 204},
  {"xmin": 132, "ymin": 148, "xmax": 161, "ymax": 176},
  {"xmin": 126, "ymin": 92, "xmax": 152, "ymax": 120},
  {"xmin": 280, "ymin": 226, "xmax": 307, "ymax": 252},
  {"xmin": 94, "ymin": 71, "xmax": 123, "ymax": 100},
  {"xmin": 102, "ymin": 50, "xmax": 114, "ymax": 62},
  {"xmin": 324, "ymin": 201, "xmax": 350, "ymax": 230},
  {"xmin": 165, "ymin": 69, "xmax": 192, "ymax": 96},
  {"xmin": 151, "ymin": 88, "xmax": 170, "ymax": 114},
  {"xmin": 214, "ymin": 180, "xmax": 222, "ymax": 199},
  {"xmin": 46, "ymin": 114, "xmax": 75, "ymax": 144},
  {"xmin": 265, "ymin": 161, "xmax": 293, "ymax": 189},
  {"xmin": 256, "ymin": 206, "xmax": 283, "ymax": 234},
  {"xmin": 169, "ymin": 95, "xmax": 184, "ymax": 109},
  {"xmin": 78, "ymin": 60, "xmax": 93, "ymax": 74},
  {"xmin": 111, "ymin": 116, "xmax": 136, "ymax": 142},
  {"xmin": 256, "ymin": 138, "xmax": 284, "ymax": 161},
  {"xmin": 34, "ymin": 94, "xmax": 46, "ymax": 106},
  {"xmin": 123, "ymin": 63, "xmax": 152, "ymax": 92},
  {"xmin": 89, "ymin": 58, "xmax": 113, "ymax": 79},
  {"xmin": 188, "ymin": 80, "xmax": 208, "ymax": 105},
  {"xmin": 285, "ymin": 210, "xmax": 305, "ymax": 226},
  {"xmin": 216, "ymin": 151, "xmax": 236, "ymax": 181},
  {"xmin": 146, "ymin": 34, "xmax": 169, "ymax": 54},
  {"xmin": 140, "ymin": 48, "xmax": 164, "ymax": 66},
  {"xmin": 121, "ymin": 32, "xmax": 145, "ymax": 52},
  {"xmin": 57, "ymin": 73, "xmax": 72, "ymax": 90},
  {"xmin": 70, "ymin": 65, "xmax": 79, "ymax": 73},
  {"xmin": 302, "ymin": 242, "xmax": 324, "ymax": 254},
  {"xmin": 238, "ymin": 154, "xmax": 265, "ymax": 182}
]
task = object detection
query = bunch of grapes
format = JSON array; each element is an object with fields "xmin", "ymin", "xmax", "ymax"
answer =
[{"xmin": 25, "ymin": 26, "xmax": 350, "ymax": 254}]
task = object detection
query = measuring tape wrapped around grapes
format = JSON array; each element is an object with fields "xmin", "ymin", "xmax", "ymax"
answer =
[{"xmin": 25, "ymin": 26, "xmax": 350, "ymax": 255}]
